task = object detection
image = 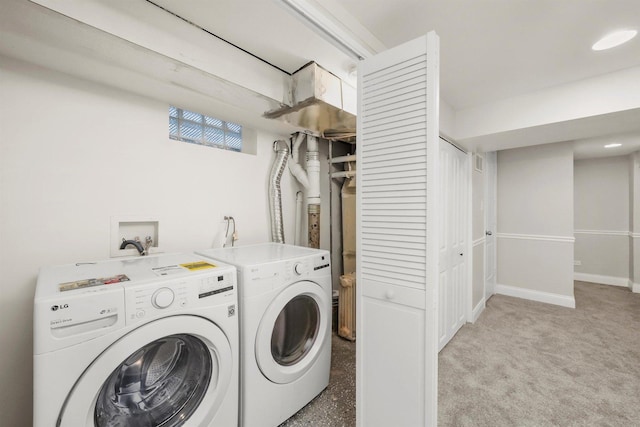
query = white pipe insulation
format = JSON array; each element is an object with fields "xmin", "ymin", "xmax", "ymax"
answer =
[{"xmin": 288, "ymin": 132, "xmax": 322, "ymax": 248}]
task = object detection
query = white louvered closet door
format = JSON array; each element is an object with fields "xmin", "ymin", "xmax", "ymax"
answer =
[{"xmin": 356, "ymin": 32, "xmax": 439, "ymax": 427}]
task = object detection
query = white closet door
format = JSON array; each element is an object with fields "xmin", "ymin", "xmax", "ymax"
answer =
[
  {"xmin": 484, "ymin": 152, "xmax": 497, "ymax": 299},
  {"xmin": 357, "ymin": 32, "xmax": 439, "ymax": 427},
  {"xmin": 438, "ymin": 138, "xmax": 468, "ymax": 351}
]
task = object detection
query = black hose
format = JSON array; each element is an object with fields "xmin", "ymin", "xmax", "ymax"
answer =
[{"xmin": 120, "ymin": 239, "xmax": 145, "ymax": 255}]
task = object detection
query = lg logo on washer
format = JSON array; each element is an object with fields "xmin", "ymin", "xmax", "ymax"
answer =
[{"xmin": 50, "ymin": 303, "xmax": 69, "ymax": 311}]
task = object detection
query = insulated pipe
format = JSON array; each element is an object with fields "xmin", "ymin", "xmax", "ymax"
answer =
[
  {"xmin": 305, "ymin": 135, "xmax": 321, "ymax": 249},
  {"xmin": 288, "ymin": 132, "xmax": 322, "ymax": 248},
  {"xmin": 330, "ymin": 154, "xmax": 357, "ymax": 164},
  {"xmin": 288, "ymin": 132, "xmax": 309, "ymax": 189},
  {"xmin": 331, "ymin": 170, "xmax": 356, "ymax": 179},
  {"xmin": 269, "ymin": 140, "xmax": 289, "ymax": 243},
  {"xmin": 305, "ymin": 135, "xmax": 321, "ymax": 206},
  {"xmin": 291, "ymin": 132, "xmax": 305, "ymax": 164}
]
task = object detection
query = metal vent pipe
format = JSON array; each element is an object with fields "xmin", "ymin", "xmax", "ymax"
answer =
[{"xmin": 269, "ymin": 140, "xmax": 289, "ymax": 243}]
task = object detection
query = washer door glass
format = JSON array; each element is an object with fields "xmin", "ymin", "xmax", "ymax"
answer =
[
  {"xmin": 255, "ymin": 280, "xmax": 329, "ymax": 384},
  {"xmin": 271, "ymin": 295, "xmax": 320, "ymax": 366},
  {"xmin": 94, "ymin": 334, "xmax": 212, "ymax": 427}
]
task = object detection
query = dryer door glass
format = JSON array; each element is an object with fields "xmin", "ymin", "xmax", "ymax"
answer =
[
  {"xmin": 94, "ymin": 334, "xmax": 213, "ymax": 427},
  {"xmin": 271, "ymin": 295, "xmax": 320, "ymax": 366}
]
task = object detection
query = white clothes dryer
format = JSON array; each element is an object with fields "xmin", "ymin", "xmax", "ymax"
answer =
[
  {"xmin": 34, "ymin": 253, "xmax": 238, "ymax": 427},
  {"xmin": 196, "ymin": 243, "xmax": 332, "ymax": 427}
]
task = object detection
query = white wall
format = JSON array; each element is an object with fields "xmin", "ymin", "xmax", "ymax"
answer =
[
  {"xmin": 574, "ymin": 156, "xmax": 629, "ymax": 230},
  {"xmin": 496, "ymin": 143, "xmax": 575, "ymax": 306},
  {"xmin": 455, "ymin": 65, "xmax": 640, "ymax": 145},
  {"xmin": 440, "ymin": 98, "xmax": 455, "ymax": 139},
  {"xmin": 0, "ymin": 57, "xmax": 298, "ymax": 426},
  {"xmin": 574, "ymin": 156, "xmax": 629, "ymax": 283}
]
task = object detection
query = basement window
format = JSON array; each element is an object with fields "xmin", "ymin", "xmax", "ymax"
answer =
[{"xmin": 169, "ymin": 106, "xmax": 243, "ymax": 152}]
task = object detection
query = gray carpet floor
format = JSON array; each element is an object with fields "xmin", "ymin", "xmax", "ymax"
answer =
[
  {"xmin": 277, "ymin": 281, "xmax": 639, "ymax": 426},
  {"xmin": 439, "ymin": 281, "xmax": 640, "ymax": 426}
]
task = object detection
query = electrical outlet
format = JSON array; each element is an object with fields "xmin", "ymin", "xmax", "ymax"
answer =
[{"xmin": 574, "ymin": 260, "xmax": 582, "ymax": 266}]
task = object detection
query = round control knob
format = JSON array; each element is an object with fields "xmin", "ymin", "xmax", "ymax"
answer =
[
  {"xmin": 152, "ymin": 288, "xmax": 175, "ymax": 309},
  {"xmin": 294, "ymin": 262, "xmax": 306, "ymax": 275}
]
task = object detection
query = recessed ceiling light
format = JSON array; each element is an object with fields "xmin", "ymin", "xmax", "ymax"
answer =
[
  {"xmin": 604, "ymin": 143, "xmax": 622, "ymax": 148},
  {"xmin": 592, "ymin": 30, "xmax": 637, "ymax": 51}
]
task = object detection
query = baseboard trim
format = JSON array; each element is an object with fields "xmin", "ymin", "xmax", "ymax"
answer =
[
  {"xmin": 574, "ymin": 273, "xmax": 628, "ymax": 287},
  {"xmin": 495, "ymin": 283, "xmax": 576, "ymax": 308},
  {"xmin": 471, "ymin": 298, "xmax": 485, "ymax": 323},
  {"xmin": 631, "ymin": 281, "xmax": 640, "ymax": 293},
  {"xmin": 497, "ymin": 233, "xmax": 574, "ymax": 243}
]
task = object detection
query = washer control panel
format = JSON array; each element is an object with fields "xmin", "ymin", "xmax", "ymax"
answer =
[
  {"xmin": 198, "ymin": 272, "xmax": 235, "ymax": 300},
  {"xmin": 124, "ymin": 270, "xmax": 235, "ymax": 325},
  {"xmin": 283, "ymin": 253, "xmax": 331, "ymax": 282}
]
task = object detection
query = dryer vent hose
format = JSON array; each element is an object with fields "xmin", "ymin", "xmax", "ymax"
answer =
[{"xmin": 269, "ymin": 140, "xmax": 289, "ymax": 243}]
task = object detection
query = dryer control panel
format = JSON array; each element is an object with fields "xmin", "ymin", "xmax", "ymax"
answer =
[{"xmin": 125, "ymin": 270, "xmax": 236, "ymax": 325}]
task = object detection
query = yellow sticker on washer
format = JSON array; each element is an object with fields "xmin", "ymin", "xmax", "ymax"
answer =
[{"xmin": 180, "ymin": 261, "xmax": 216, "ymax": 271}]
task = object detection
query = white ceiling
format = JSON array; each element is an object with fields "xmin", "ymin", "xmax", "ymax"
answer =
[
  {"xmin": 339, "ymin": 0, "xmax": 640, "ymax": 109},
  {"xmin": 152, "ymin": 0, "xmax": 640, "ymax": 107},
  {"xmin": 150, "ymin": 0, "xmax": 640, "ymax": 157},
  {"xmin": 573, "ymin": 131, "xmax": 640, "ymax": 159},
  {"xmin": 150, "ymin": 0, "xmax": 360, "ymax": 84}
]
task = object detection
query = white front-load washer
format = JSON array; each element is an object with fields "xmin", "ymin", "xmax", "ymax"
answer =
[
  {"xmin": 34, "ymin": 253, "xmax": 239, "ymax": 427},
  {"xmin": 195, "ymin": 243, "xmax": 331, "ymax": 427}
]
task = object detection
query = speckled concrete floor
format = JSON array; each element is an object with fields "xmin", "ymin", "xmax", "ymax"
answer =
[{"xmin": 279, "ymin": 334, "xmax": 356, "ymax": 427}]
